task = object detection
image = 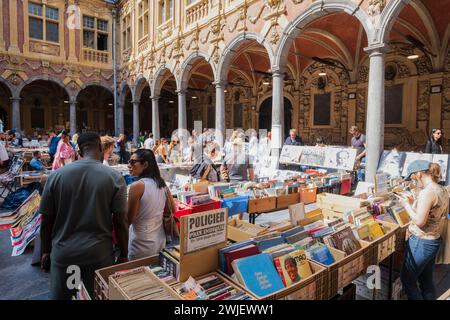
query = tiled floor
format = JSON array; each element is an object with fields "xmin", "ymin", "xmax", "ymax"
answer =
[{"xmin": 0, "ymin": 210, "xmax": 449, "ymax": 300}]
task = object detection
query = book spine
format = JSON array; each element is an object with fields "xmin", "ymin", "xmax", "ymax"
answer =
[{"xmin": 273, "ymin": 258, "xmax": 286, "ymax": 287}]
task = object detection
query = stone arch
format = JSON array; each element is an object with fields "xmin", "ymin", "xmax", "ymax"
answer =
[
  {"xmin": 75, "ymin": 81, "xmax": 113, "ymax": 99},
  {"xmin": 119, "ymin": 81, "xmax": 133, "ymax": 105},
  {"xmin": 216, "ymin": 32, "xmax": 276, "ymax": 83},
  {"xmin": 17, "ymin": 76, "xmax": 72, "ymax": 100},
  {"xmin": 179, "ymin": 51, "xmax": 216, "ymax": 91},
  {"xmin": 0, "ymin": 77, "xmax": 15, "ymax": 97},
  {"xmin": 379, "ymin": 0, "xmax": 418, "ymax": 46},
  {"xmin": 275, "ymin": 0, "xmax": 374, "ymax": 72},
  {"xmin": 151, "ymin": 63, "xmax": 178, "ymax": 97},
  {"xmin": 133, "ymin": 76, "xmax": 151, "ymax": 101}
]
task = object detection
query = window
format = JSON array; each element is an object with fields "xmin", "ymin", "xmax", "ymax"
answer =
[
  {"xmin": 83, "ymin": 15, "xmax": 109, "ymax": 51},
  {"xmin": 159, "ymin": 0, "xmax": 174, "ymax": 25},
  {"xmin": 313, "ymin": 93, "xmax": 331, "ymax": 126},
  {"xmin": 28, "ymin": 2, "xmax": 59, "ymax": 43},
  {"xmin": 138, "ymin": 1, "xmax": 149, "ymax": 40},
  {"xmin": 122, "ymin": 14, "xmax": 131, "ymax": 51},
  {"xmin": 385, "ymin": 84, "xmax": 403, "ymax": 125}
]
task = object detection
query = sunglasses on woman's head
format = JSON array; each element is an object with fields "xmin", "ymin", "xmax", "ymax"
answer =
[{"xmin": 128, "ymin": 159, "xmax": 144, "ymax": 165}]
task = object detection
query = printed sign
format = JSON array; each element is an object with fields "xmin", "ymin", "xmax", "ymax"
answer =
[{"xmin": 183, "ymin": 208, "xmax": 228, "ymax": 254}]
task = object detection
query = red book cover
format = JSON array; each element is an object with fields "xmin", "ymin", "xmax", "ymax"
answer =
[
  {"xmin": 212, "ymin": 291, "xmax": 231, "ymax": 301},
  {"xmin": 307, "ymin": 226, "xmax": 326, "ymax": 237},
  {"xmin": 273, "ymin": 257, "xmax": 287, "ymax": 286},
  {"xmin": 224, "ymin": 245, "xmax": 260, "ymax": 275}
]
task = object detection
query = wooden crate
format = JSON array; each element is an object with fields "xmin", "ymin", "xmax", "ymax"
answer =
[
  {"xmin": 316, "ymin": 193, "xmax": 369, "ymax": 213},
  {"xmin": 276, "ymin": 192, "xmax": 300, "ymax": 209},
  {"xmin": 248, "ymin": 196, "xmax": 277, "ymax": 214},
  {"xmin": 227, "ymin": 218, "xmax": 268, "ymax": 242},
  {"xmin": 395, "ymin": 223, "xmax": 409, "ymax": 252},
  {"xmin": 109, "ymin": 267, "xmax": 179, "ymax": 300},
  {"xmin": 171, "ymin": 271, "xmax": 257, "ymax": 300},
  {"xmin": 370, "ymin": 220, "xmax": 399, "ymax": 264},
  {"xmin": 314, "ymin": 241, "xmax": 371, "ymax": 299},
  {"xmin": 222, "ymin": 261, "xmax": 327, "ymax": 300},
  {"xmin": 94, "ymin": 255, "xmax": 159, "ymax": 300}
]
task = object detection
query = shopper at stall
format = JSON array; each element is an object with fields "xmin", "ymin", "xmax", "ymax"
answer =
[
  {"xmin": 156, "ymin": 138, "xmax": 169, "ymax": 163},
  {"xmin": 397, "ymin": 160, "xmax": 449, "ymax": 300},
  {"xmin": 190, "ymin": 143, "xmax": 220, "ymax": 182},
  {"xmin": 52, "ymin": 131, "xmax": 74, "ymax": 170},
  {"xmin": 144, "ymin": 133, "xmax": 155, "ymax": 150},
  {"xmin": 101, "ymin": 135, "xmax": 116, "ymax": 166},
  {"xmin": 39, "ymin": 132, "xmax": 129, "ymax": 300},
  {"xmin": 349, "ymin": 126, "xmax": 366, "ymax": 181},
  {"xmin": 117, "ymin": 133, "xmax": 129, "ymax": 164},
  {"xmin": 168, "ymin": 136, "xmax": 180, "ymax": 163},
  {"xmin": 30, "ymin": 151, "xmax": 45, "ymax": 171},
  {"xmin": 47, "ymin": 130, "xmax": 60, "ymax": 164},
  {"xmin": 284, "ymin": 129, "xmax": 304, "ymax": 146},
  {"xmin": 220, "ymin": 139, "xmax": 254, "ymax": 183},
  {"xmin": 127, "ymin": 149, "xmax": 167, "ymax": 260},
  {"xmin": 0, "ymin": 132, "xmax": 9, "ymax": 172},
  {"xmin": 315, "ymin": 136, "xmax": 327, "ymax": 147},
  {"xmin": 425, "ymin": 128, "xmax": 444, "ymax": 154}
]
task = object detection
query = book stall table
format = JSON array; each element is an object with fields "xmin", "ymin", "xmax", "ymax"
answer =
[{"xmin": 15, "ymin": 170, "xmax": 51, "ymax": 187}]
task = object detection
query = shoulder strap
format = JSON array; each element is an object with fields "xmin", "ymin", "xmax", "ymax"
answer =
[{"xmin": 201, "ymin": 164, "xmax": 212, "ymax": 180}]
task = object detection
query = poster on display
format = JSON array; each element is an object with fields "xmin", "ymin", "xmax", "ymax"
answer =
[
  {"xmin": 256, "ymin": 154, "xmax": 279, "ymax": 178},
  {"xmin": 431, "ymin": 154, "xmax": 449, "ymax": 182},
  {"xmin": 299, "ymin": 147, "xmax": 326, "ymax": 167},
  {"xmin": 279, "ymin": 145, "xmax": 303, "ymax": 164},
  {"xmin": 324, "ymin": 147, "xmax": 357, "ymax": 171},
  {"xmin": 269, "ymin": 170, "xmax": 299, "ymax": 180},
  {"xmin": 183, "ymin": 208, "xmax": 227, "ymax": 254},
  {"xmin": 401, "ymin": 152, "xmax": 433, "ymax": 177},
  {"xmin": 377, "ymin": 150, "xmax": 406, "ymax": 178}
]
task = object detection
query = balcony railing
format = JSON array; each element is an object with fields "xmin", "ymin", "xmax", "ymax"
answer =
[
  {"xmin": 186, "ymin": 0, "xmax": 211, "ymax": 26},
  {"xmin": 83, "ymin": 48, "xmax": 109, "ymax": 64}
]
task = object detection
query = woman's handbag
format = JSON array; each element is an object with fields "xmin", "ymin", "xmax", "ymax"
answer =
[{"xmin": 163, "ymin": 187, "xmax": 180, "ymax": 241}]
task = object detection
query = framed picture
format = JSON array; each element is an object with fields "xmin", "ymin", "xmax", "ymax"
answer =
[
  {"xmin": 324, "ymin": 147, "xmax": 357, "ymax": 171},
  {"xmin": 279, "ymin": 145, "xmax": 303, "ymax": 164},
  {"xmin": 299, "ymin": 146, "xmax": 326, "ymax": 167},
  {"xmin": 432, "ymin": 154, "xmax": 449, "ymax": 182},
  {"xmin": 377, "ymin": 149, "xmax": 406, "ymax": 178}
]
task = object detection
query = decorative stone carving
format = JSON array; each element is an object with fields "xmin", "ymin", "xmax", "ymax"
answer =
[
  {"xmin": 228, "ymin": 2, "xmax": 248, "ymax": 32},
  {"xmin": 249, "ymin": 0, "xmax": 286, "ymax": 24},
  {"xmin": 414, "ymin": 56, "xmax": 433, "ymax": 75},
  {"xmin": 358, "ymin": 66, "xmax": 369, "ymax": 83},
  {"xmin": 8, "ymin": 74, "xmax": 22, "ymax": 86},
  {"xmin": 270, "ymin": 27, "xmax": 280, "ymax": 45},
  {"xmin": 29, "ymin": 40, "xmax": 60, "ymax": 56},
  {"xmin": 158, "ymin": 23, "xmax": 173, "ymax": 42},
  {"xmin": 356, "ymin": 89, "xmax": 366, "ymax": 124},
  {"xmin": 367, "ymin": 0, "xmax": 385, "ymax": 16},
  {"xmin": 396, "ymin": 61, "xmax": 411, "ymax": 78},
  {"xmin": 186, "ymin": 24, "xmax": 201, "ymax": 51},
  {"xmin": 417, "ymin": 81, "xmax": 430, "ymax": 122}
]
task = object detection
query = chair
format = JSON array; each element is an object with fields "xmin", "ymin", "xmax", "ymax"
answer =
[{"xmin": 0, "ymin": 156, "xmax": 25, "ymax": 199}]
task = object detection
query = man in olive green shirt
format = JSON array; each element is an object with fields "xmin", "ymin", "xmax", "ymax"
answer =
[{"xmin": 39, "ymin": 132, "xmax": 129, "ymax": 300}]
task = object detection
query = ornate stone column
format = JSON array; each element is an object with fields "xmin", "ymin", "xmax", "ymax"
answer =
[
  {"xmin": 177, "ymin": 89, "xmax": 187, "ymax": 131},
  {"xmin": 132, "ymin": 100, "xmax": 140, "ymax": 145},
  {"xmin": 117, "ymin": 101, "xmax": 124, "ymax": 135},
  {"xmin": 271, "ymin": 69, "xmax": 284, "ymax": 155},
  {"xmin": 11, "ymin": 97, "xmax": 21, "ymax": 131},
  {"xmin": 151, "ymin": 96, "xmax": 160, "ymax": 140},
  {"xmin": 365, "ymin": 45, "xmax": 387, "ymax": 183},
  {"xmin": 214, "ymin": 81, "xmax": 226, "ymax": 147},
  {"xmin": 69, "ymin": 100, "xmax": 77, "ymax": 135}
]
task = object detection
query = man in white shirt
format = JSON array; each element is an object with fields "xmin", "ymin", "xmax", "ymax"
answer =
[{"xmin": 143, "ymin": 133, "xmax": 155, "ymax": 150}]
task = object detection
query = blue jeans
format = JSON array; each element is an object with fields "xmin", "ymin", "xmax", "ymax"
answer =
[
  {"xmin": 356, "ymin": 157, "xmax": 366, "ymax": 182},
  {"xmin": 400, "ymin": 235, "xmax": 441, "ymax": 300}
]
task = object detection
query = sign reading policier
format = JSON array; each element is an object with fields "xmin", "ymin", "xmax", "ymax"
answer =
[{"xmin": 183, "ymin": 208, "xmax": 228, "ymax": 254}]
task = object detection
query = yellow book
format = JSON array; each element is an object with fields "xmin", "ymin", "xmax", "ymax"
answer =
[{"xmin": 368, "ymin": 221, "xmax": 385, "ymax": 240}]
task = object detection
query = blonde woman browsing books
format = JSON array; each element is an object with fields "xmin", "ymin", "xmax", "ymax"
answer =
[
  {"xmin": 127, "ymin": 149, "xmax": 168, "ymax": 260},
  {"xmin": 397, "ymin": 160, "xmax": 449, "ymax": 300}
]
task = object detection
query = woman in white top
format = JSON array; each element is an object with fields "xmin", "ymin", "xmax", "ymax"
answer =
[
  {"xmin": 127, "ymin": 149, "xmax": 167, "ymax": 260},
  {"xmin": 398, "ymin": 160, "xmax": 449, "ymax": 300}
]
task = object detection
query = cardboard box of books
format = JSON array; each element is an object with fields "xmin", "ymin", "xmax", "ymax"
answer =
[
  {"xmin": 316, "ymin": 193, "xmax": 369, "ymax": 213},
  {"xmin": 169, "ymin": 271, "xmax": 257, "ymax": 300},
  {"xmin": 108, "ymin": 266, "xmax": 180, "ymax": 300},
  {"xmin": 94, "ymin": 255, "xmax": 159, "ymax": 300},
  {"xmin": 248, "ymin": 196, "xmax": 277, "ymax": 214},
  {"xmin": 227, "ymin": 218, "xmax": 269, "ymax": 242}
]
